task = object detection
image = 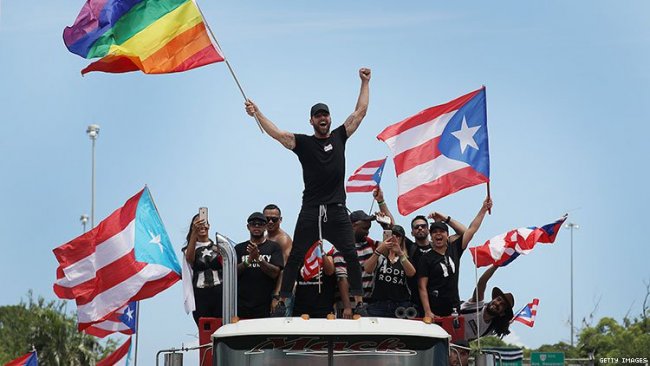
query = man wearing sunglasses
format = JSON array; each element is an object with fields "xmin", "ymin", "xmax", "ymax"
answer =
[
  {"xmin": 263, "ymin": 204, "xmax": 294, "ymax": 315},
  {"xmin": 245, "ymin": 68, "xmax": 372, "ymax": 317},
  {"xmin": 235, "ymin": 212, "xmax": 284, "ymax": 318},
  {"xmin": 406, "ymin": 213, "xmax": 467, "ymax": 316}
]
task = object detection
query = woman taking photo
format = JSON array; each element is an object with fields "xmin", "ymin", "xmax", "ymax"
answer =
[
  {"xmin": 182, "ymin": 212, "xmax": 223, "ymax": 325},
  {"xmin": 363, "ymin": 225, "xmax": 416, "ymax": 317}
]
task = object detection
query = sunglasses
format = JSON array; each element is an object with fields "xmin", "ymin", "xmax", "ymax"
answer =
[
  {"xmin": 265, "ymin": 216, "xmax": 280, "ymax": 223},
  {"xmin": 249, "ymin": 221, "xmax": 266, "ymax": 227},
  {"xmin": 412, "ymin": 224, "xmax": 428, "ymax": 230}
]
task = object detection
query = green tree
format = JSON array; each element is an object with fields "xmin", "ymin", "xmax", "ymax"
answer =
[{"xmin": 0, "ymin": 292, "xmax": 116, "ymax": 365}]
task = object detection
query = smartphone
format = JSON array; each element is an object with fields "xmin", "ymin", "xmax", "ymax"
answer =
[
  {"xmin": 198, "ymin": 207, "xmax": 208, "ymax": 223},
  {"xmin": 383, "ymin": 229, "xmax": 392, "ymax": 242}
]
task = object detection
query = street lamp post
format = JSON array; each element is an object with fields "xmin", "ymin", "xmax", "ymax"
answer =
[
  {"xmin": 80, "ymin": 214, "xmax": 89, "ymax": 233},
  {"xmin": 86, "ymin": 124, "xmax": 100, "ymax": 228},
  {"xmin": 565, "ymin": 222, "xmax": 579, "ymax": 347}
]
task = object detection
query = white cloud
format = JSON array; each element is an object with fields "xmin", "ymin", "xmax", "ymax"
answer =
[{"xmin": 503, "ymin": 330, "xmax": 528, "ymax": 348}]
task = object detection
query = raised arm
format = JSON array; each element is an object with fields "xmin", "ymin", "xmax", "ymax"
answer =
[
  {"xmin": 429, "ymin": 211, "xmax": 466, "ymax": 242},
  {"xmin": 184, "ymin": 217, "xmax": 203, "ymax": 265},
  {"xmin": 461, "ymin": 197, "xmax": 493, "ymax": 249},
  {"xmin": 343, "ymin": 68, "xmax": 371, "ymax": 137},
  {"xmin": 245, "ymin": 99, "xmax": 296, "ymax": 150},
  {"xmin": 373, "ymin": 187, "xmax": 395, "ymax": 228},
  {"xmin": 469, "ymin": 265, "xmax": 498, "ymax": 303}
]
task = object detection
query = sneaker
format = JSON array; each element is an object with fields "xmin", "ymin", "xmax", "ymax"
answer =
[
  {"xmin": 270, "ymin": 301, "xmax": 287, "ymax": 317},
  {"xmin": 354, "ymin": 302, "xmax": 368, "ymax": 317}
]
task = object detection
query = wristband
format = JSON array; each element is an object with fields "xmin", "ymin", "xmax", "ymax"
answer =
[
  {"xmin": 243, "ymin": 258, "xmax": 250, "ymax": 267},
  {"xmin": 400, "ymin": 255, "xmax": 408, "ymax": 263},
  {"xmin": 374, "ymin": 250, "xmax": 382, "ymax": 257},
  {"xmin": 377, "ymin": 200, "xmax": 385, "ymax": 206}
]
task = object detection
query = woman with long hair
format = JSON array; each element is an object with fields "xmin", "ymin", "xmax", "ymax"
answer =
[
  {"xmin": 363, "ymin": 225, "xmax": 416, "ymax": 317},
  {"xmin": 182, "ymin": 213, "xmax": 223, "ymax": 325}
]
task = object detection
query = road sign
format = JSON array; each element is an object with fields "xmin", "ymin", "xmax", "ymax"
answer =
[{"xmin": 531, "ymin": 352, "xmax": 565, "ymax": 366}]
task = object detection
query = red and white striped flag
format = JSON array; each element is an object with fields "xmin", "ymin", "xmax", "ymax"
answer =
[
  {"xmin": 301, "ymin": 240, "xmax": 335, "ymax": 281},
  {"xmin": 53, "ymin": 187, "xmax": 181, "ymax": 331},
  {"xmin": 97, "ymin": 337, "xmax": 132, "ymax": 366},
  {"xmin": 345, "ymin": 158, "xmax": 387, "ymax": 193},
  {"xmin": 512, "ymin": 298, "xmax": 539, "ymax": 327},
  {"xmin": 377, "ymin": 88, "xmax": 489, "ymax": 215}
]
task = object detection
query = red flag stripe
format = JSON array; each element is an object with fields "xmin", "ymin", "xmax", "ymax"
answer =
[
  {"xmin": 56, "ymin": 251, "xmax": 146, "ymax": 305},
  {"xmin": 377, "ymin": 89, "xmax": 481, "ymax": 140},
  {"xmin": 97, "ymin": 337, "xmax": 131, "ymax": 366},
  {"xmin": 77, "ymin": 265, "xmax": 176, "ymax": 326},
  {"xmin": 392, "ymin": 136, "xmax": 443, "ymax": 176},
  {"xmin": 396, "ymin": 166, "xmax": 488, "ymax": 215},
  {"xmin": 53, "ymin": 190, "xmax": 142, "ymax": 266},
  {"xmin": 55, "ymin": 221, "xmax": 138, "ymax": 293}
]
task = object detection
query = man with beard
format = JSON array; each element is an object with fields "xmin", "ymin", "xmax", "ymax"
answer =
[
  {"xmin": 418, "ymin": 197, "xmax": 492, "ymax": 319},
  {"xmin": 235, "ymin": 212, "xmax": 284, "ymax": 318},
  {"xmin": 406, "ymin": 213, "xmax": 466, "ymax": 316},
  {"xmin": 460, "ymin": 265, "xmax": 515, "ymax": 340},
  {"xmin": 245, "ymin": 68, "xmax": 371, "ymax": 317}
]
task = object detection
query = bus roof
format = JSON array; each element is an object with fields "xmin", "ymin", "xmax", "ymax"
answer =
[{"xmin": 213, "ymin": 317, "xmax": 451, "ymax": 340}]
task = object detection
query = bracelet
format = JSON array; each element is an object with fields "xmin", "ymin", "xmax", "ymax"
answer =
[
  {"xmin": 243, "ymin": 258, "xmax": 250, "ymax": 267},
  {"xmin": 400, "ymin": 255, "xmax": 408, "ymax": 262},
  {"xmin": 445, "ymin": 216, "xmax": 451, "ymax": 224},
  {"xmin": 374, "ymin": 250, "xmax": 382, "ymax": 257},
  {"xmin": 377, "ymin": 200, "xmax": 385, "ymax": 206}
]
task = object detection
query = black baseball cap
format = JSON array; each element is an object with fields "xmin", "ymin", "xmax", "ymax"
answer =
[
  {"xmin": 247, "ymin": 212, "xmax": 267, "ymax": 224},
  {"xmin": 310, "ymin": 103, "xmax": 330, "ymax": 117},
  {"xmin": 429, "ymin": 221, "xmax": 449, "ymax": 232},
  {"xmin": 349, "ymin": 210, "xmax": 375, "ymax": 223},
  {"xmin": 392, "ymin": 225, "xmax": 406, "ymax": 237}
]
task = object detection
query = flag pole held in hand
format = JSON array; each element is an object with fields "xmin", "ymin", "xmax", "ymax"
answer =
[{"xmin": 193, "ymin": 0, "xmax": 264, "ymax": 133}]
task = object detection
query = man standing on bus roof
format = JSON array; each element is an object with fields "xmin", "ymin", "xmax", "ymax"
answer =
[{"xmin": 245, "ymin": 67, "xmax": 371, "ymax": 317}]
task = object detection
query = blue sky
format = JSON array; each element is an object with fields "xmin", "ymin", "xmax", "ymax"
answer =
[{"xmin": 1, "ymin": 0, "xmax": 649, "ymax": 363}]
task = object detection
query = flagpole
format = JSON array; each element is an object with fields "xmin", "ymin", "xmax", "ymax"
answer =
[
  {"xmin": 192, "ymin": 0, "xmax": 264, "ymax": 133},
  {"xmin": 318, "ymin": 241, "xmax": 323, "ymax": 294},
  {"xmin": 133, "ymin": 301, "xmax": 140, "ymax": 366},
  {"xmin": 474, "ymin": 264, "xmax": 481, "ymax": 351},
  {"xmin": 486, "ymin": 182, "xmax": 492, "ymax": 215},
  {"xmin": 368, "ymin": 159, "xmax": 387, "ymax": 215}
]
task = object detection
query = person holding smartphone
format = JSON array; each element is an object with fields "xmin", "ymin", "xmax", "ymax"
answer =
[
  {"xmin": 182, "ymin": 209, "xmax": 223, "ymax": 325},
  {"xmin": 363, "ymin": 225, "xmax": 416, "ymax": 317}
]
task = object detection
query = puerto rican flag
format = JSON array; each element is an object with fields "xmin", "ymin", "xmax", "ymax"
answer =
[
  {"xmin": 345, "ymin": 158, "xmax": 387, "ymax": 193},
  {"xmin": 97, "ymin": 337, "xmax": 132, "ymax": 366},
  {"xmin": 5, "ymin": 351, "xmax": 38, "ymax": 366},
  {"xmin": 512, "ymin": 298, "xmax": 540, "ymax": 327},
  {"xmin": 301, "ymin": 240, "xmax": 334, "ymax": 281},
  {"xmin": 53, "ymin": 187, "xmax": 181, "ymax": 331},
  {"xmin": 377, "ymin": 88, "xmax": 489, "ymax": 215},
  {"xmin": 470, "ymin": 215, "xmax": 567, "ymax": 267},
  {"xmin": 84, "ymin": 301, "xmax": 137, "ymax": 338}
]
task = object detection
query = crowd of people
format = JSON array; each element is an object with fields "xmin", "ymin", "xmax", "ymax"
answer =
[{"xmin": 182, "ymin": 68, "xmax": 517, "ymax": 362}]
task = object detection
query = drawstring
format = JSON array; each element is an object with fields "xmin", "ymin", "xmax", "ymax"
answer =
[{"xmin": 318, "ymin": 204, "xmax": 328, "ymax": 242}]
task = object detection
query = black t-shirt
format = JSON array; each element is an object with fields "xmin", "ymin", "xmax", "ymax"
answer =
[
  {"xmin": 416, "ymin": 235, "xmax": 464, "ymax": 316},
  {"xmin": 235, "ymin": 240, "xmax": 284, "ymax": 316},
  {"xmin": 182, "ymin": 241, "xmax": 223, "ymax": 288},
  {"xmin": 293, "ymin": 271, "xmax": 337, "ymax": 317},
  {"xmin": 370, "ymin": 256, "xmax": 411, "ymax": 302},
  {"xmin": 405, "ymin": 237, "xmax": 433, "ymax": 307},
  {"xmin": 292, "ymin": 124, "xmax": 348, "ymax": 206}
]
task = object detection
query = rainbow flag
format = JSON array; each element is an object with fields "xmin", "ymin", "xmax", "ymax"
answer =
[{"xmin": 64, "ymin": 0, "xmax": 224, "ymax": 75}]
